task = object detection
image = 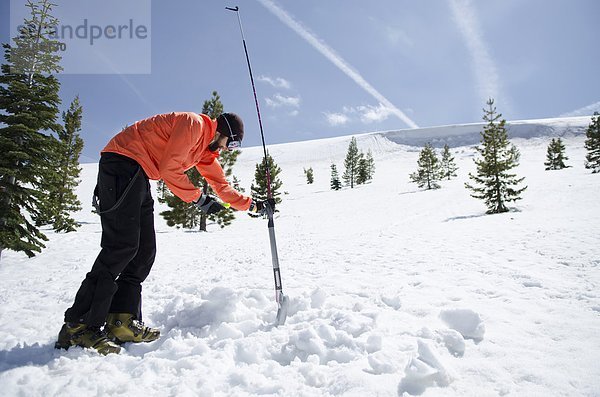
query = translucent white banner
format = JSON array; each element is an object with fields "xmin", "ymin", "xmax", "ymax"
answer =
[{"xmin": 9, "ymin": 0, "xmax": 151, "ymax": 74}]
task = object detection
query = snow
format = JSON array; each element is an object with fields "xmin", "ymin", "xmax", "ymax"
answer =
[{"xmin": 1, "ymin": 119, "xmax": 600, "ymax": 396}]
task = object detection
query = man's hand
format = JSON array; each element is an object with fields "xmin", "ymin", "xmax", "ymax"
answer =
[
  {"xmin": 251, "ymin": 198, "xmax": 276, "ymax": 215},
  {"xmin": 195, "ymin": 194, "xmax": 225, "ymax": 215}
]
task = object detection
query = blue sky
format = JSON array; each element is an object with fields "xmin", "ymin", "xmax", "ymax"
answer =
[{"xmin": 2, "ymin": 0, "xmax": 599, "ymax": 161}]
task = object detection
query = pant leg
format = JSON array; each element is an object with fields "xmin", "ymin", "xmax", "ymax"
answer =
[
  {"xmin": 109, "ymin": 176, "xmax": 156, "ymax": 319},
  {"xmin": 64, "ymin": 153, "xmax": 146, "ymax": 326}
]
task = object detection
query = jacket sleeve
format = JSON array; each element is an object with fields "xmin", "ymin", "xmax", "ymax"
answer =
[
  {"xmin": 196, "ymin": 159, "xmax": 252, "ymax": 211},
  {"xmin": 158, "ymin": 114, "xmax": 202, "ymax": 203}
]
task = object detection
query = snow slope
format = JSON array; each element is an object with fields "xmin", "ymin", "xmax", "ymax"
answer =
[{"xmin": 1, "ymin": 119, "xmax": 599, "ymax": 397}]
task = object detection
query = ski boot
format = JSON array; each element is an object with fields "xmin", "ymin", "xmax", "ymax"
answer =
[
  {"xmin": 105, "ymin": 313, "xmax": 160, "ymax": 344},
  {"xmin": 55, "ymin": 322, "xmax": 121, "ymax": 355}
]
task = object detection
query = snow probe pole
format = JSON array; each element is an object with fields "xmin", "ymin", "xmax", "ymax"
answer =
[{"xmin": 226, "ymin": 5, "xmax": 289, "ymax": 326}]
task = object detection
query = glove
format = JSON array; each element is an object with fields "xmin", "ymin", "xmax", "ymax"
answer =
[
  {"xmin": 251, "ymin": 198, "xmax": 276, "ymax": 215},
  {"xmin": 195, "ymin": 194, "xmax": 225, "ymax": 215}
]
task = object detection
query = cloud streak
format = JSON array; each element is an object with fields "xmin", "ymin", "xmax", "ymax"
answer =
[
  {"xmin": 449, "ymin": 0, "xmax": 501, "ymax": 104},
  {"xmin": 257, "ymin": 0, "xmax": 418, "ymax": 129}
]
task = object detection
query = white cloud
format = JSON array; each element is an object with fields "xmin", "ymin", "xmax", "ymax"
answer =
[
  {"xmin": 258, "ymin": 0, "xmax": 418, "ymax": 129},
  {"xmin": 324, "ymin": 112, "xmax": 350, "ymax": 126},
  {"xmin": 357, "ymin": 104, "xmax": 395, "ymax": 123},
  {"xmin": 257, "ymin": 75, "xmax": 292, "ymax": 89},
  {"xmin": 265, "ymin": 93, "xmax": 301, "ymax": 108},
  {"xmin": 324, "ymin": 103, "xmax": 397, "ymax": 126}
]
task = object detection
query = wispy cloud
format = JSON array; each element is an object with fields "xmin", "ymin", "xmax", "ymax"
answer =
[
  {"xmin": 265, "ymin": 93, "xmax": 301, "ymax": 108},
  {"xmin": 356, "ymin": 104, "xmax": 395, "ymax": 123},
  {"xmin": 449, "ymin": 0, "xmax": 502, "ymax": 105},
  {"xmin": 325, "ymin": 103, "xmax": 396, "ymax": 126},
  {"xmin": 257, "ymin": 0, "xmax": 418, "ymax": 129},
  {"xmin": 324, "ymin": 112, "xmax": 350, "ymax": 126},
  {"xmin": 560, "ymin": 101, "xmax": 600, "ymax": 117},
  {"xmin": 258, "ymin": 75, "xmax": 292, "ymax": 89}
]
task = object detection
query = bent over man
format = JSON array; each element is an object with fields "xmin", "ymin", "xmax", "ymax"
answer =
[{"xmin": 56, "ymin": 112, "xmax": 270, "ymax": 354}]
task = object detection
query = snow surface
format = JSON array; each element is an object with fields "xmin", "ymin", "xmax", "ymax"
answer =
[{"xmin": 1, "ymin": 119, "xmax": 599, "ymax": 396}]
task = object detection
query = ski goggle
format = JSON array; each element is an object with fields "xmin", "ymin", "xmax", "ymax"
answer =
[
  {"xmin": 227, "ymin": 137, "xmax": 242, "ymax": 150},
  {"xmin": 222, "ymin": 114, "xmax": 242, "ymax": 150}
]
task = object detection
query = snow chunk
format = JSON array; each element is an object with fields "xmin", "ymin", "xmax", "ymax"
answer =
[
  {"xmin": 398, "ymin": 339, "xmax": 455, "ymax": 395},
  {"xmin": 439, "ymin": 308, "xmax": 485, "ymax": 341},
  {"xmin": 437, "ymin": 329, "xmax": 466, "ymax": 357},
  {"xmin": 367, "ymin": 350, "xmax": 398, "ymax": 374},
  {"xmin": 310, "ymin": 288, "xmax": 328, "ymax": 308},
  {"xmin": 381, "ymin": 294, "xmax": 402, "ymax": 310}
]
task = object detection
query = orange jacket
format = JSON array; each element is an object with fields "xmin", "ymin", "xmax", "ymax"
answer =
[{"xmin": 102, "ymin": 112, "xmax": 251, "ymax": 211}]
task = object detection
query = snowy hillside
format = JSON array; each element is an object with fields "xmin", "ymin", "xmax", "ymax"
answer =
[{"xmin": 1, "ymin": 119, "xmax": 599, "ymax": 396}]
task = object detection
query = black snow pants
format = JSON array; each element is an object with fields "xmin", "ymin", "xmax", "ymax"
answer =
[{"xmin": 64, "ymin": 152, "xmax": 156, "ymax": 327}]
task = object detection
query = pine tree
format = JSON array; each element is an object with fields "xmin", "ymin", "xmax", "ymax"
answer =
[
  {"xmin": 584, "ymin": 112, "xmax": 600, "ymax": 173},
  {"xmin": 159, "ymin": 91, "xmax": 241, "ymax": 230},
  {"xmin": 250, "ymin": 152, "xmax": 282, "ymax": 217},
  {"xmin": 343, "ymin": 137, "xmax": 361, "ymax": 188},
  {"xmin": 50, "ymin": 96, "xmax": 84, "ymax": 232},
  {"xmin": 330, "ymin": 164, "xmax": 341, "ymax": 190},
  {"xmin": 440, "ymin": 144, "xmax": 458, "ymax": 180},
  {"xmin": 304, "ymin": 167, "xmax": 314, "ymax": 184},
  {"xmin": 365, "ymin": 149, "xmax": 375, "ymax": 181},
  {"xmin": 410, "ymin": 143, "xmax": 442, "ymax": 190},
  {"xmin": 465, "ymin": 98, "xmax": 527, "ymax": 214},
  {"xmin": 544, "ymin": 138, "xmax": 569, "ymax": 170},
  {"xmin": 356, "ymin": 155, "xmax": 369, "ymax": 185},
  {"xmin": 0, "ymin": 0, "xmax": 63, "ymax": 259}
]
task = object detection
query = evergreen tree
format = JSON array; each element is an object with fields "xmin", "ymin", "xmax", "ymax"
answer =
[
  {"xmin": 0, "ymin": 0, "xmax": 63, "ymax": 259},
  {"xmin": 46, "ymin": 96, "xmax": 84, "ymax": 232},
  {"xmin": 356, "ymin": 155, "xmax": 369, "ymax": 185},
  {"xmin": 159, "ymin": 91, "xmax": 241, "ymax": 230},
  {"xmin": 330, "ymin": 163, "xmax": 342, "ymax": 190},
  {"xmin": 544, "ymin": 138, "xmax": 569, "ymax": 170},
  {"xmin": 410, "ymin": 143, "xmax": 442, "ymax": 189},
  {"xmin": 343, "ymin": 137, "xmax": 361, "ymax": 188},
  {"xmin": 365, "ymin": 149, "xmax": 375, "ymax": 181},
  {"xmin": 304, "ymin": 167, "xmax": 314, "ymax": 184},
  {"xmin": 440, "ymin": 144, "xmax": 458, "ymax": 180},
  {"xmin": 250, "ymin": 153, "xmax": 282, "ymax": 217},
  {"xmin": 465, "ymin": 98, "xmax": 527, "ymax": 214},
  {"xmin": 584, "ymin": 112, "xmax": 600, "ymax": 173}
]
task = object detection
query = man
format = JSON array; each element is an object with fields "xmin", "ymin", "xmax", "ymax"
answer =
[{"xmin": 55, "ymin": 112, "xmax": 270, "ymax": 355}]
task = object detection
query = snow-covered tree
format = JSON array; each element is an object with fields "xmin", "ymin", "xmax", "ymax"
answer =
[
  {"xmin": 544, "ymin": 138, "xmax": 569, "ymax": 170},
  {"xmin": 465, "ymin": 98, "xmax": 527, "ymax": 214},
  {"xmin": 410, "ymin": 143, "xmax": 442, "ymax": 190},
  {"xmin": 584, "ymin": 112, "xmax": 600, "ymax": 173}
]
